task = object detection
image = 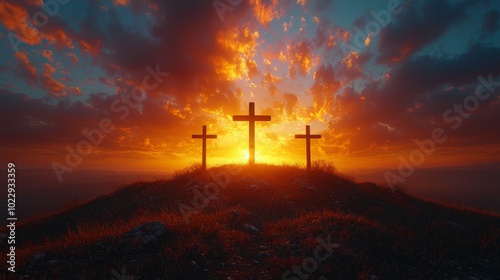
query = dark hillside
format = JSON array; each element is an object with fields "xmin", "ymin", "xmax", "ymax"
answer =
[{"xmin": 4, "ymin": 164, "xmax": 499, "ymax": 279}]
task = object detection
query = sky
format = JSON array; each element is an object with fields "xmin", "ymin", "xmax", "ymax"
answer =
[{"xmin": 0, "ymin": 0, "xmax": 499, "ymax": 179}]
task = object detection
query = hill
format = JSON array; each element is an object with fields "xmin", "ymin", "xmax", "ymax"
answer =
[{"xmin": 4, "ymin": 164, "xmax": 500, "ymax": 279}]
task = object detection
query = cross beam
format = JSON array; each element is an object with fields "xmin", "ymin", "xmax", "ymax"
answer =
[
  {"xmin": 295, "ymin": 125, "xmax": 321, "ymax": 170},
  {"xmin": 233, "ymin": 102, "xmax": 271, "ymax": 165},
  {"xmin": 192, "ymin": 125, "xmax": 217, "ymax": 170}
]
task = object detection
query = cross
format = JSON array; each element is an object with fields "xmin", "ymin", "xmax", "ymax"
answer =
[
  {"xmin": 295, "ymin": 125, "xmax": 321, "ymax": 170},
  {"xmin": 233, "ymin": 102, "xmax": 271, "ymax": 165},
  {"xmin": 192, "ymin": 125, "xmax": 217, "ymax": 170}
]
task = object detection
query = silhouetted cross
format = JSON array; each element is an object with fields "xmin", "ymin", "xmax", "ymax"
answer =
[
  {"xmin": 295, "ymin": 125, "xmax": 321, "ymax": 170},
  {"xmin": 192, "ymin": 125, "xmax": 217, "ymax": 170},
  {"xmin": 233, "ymin": 102, "xmax": 271, "ymax": 165}
]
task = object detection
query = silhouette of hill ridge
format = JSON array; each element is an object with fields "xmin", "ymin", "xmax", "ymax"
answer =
[{"xmin": 11, "ymin": 164, "xmax": 500, "ymax": 279}]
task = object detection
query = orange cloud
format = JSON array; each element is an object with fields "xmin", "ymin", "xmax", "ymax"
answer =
[
  {"xmin": 41, "ymin": 63, "xmax": 65, "ymax": 97},
  {"xmin": 15, "ymin": 52, "xmax": 37, "ymax": 82},
  {"xmin": 297, "ymin": 0, "xmax": 307, "ymax": 7},
  {"xmin": 0, "ymin": 1, "xmax": 40, "ymax": 46},
  {"xmin": 287, "ymin": 41, "xmax": 315, "ymax": 79},
  {"xmin": 41, "ymin": 49, "xmax": 54, "ymax": 62},
  {"xmin": 67, "ymin": 52, "xmax": 79, "ymax": 64},
  {"xmin": 309, "ymin": 64, "xmax": 340, "ymax": 122},
  {"xmin": 113, "ymin": 0, "xmax": 130, "ymax": 6},
  {"xmin": 44, "ymin": 27, "xmax": 74, "ymax": 49},
  {"xmin": 283, "ymin": 93, "xmax": 299, "ymax": 120},
  {"xmin": 79, "ymin": 39, "xmax": 102, "ymax": 56},
  {"xmin": 261, "ymin": 72, "xmax": 282, "ymax": 95},
  {"xmin": 215, "ymin": 26, "xmax": 260, "ymax": 81},
  {"xmin": 67, "ymin": 86, "xmax": 81, "ymax": 95},
  {"xmin": 342, "ymin": 51, "xmax": 360, "ymax": 69},
  {"xmin": 249, "ymin": 0, "xmax": 280, "ymax": 25},
  {"xmin": 0, "ymin": 2, "xmax": 74, "ymax": 51},
  {"xmin": 364, "ymin": 34, "xmax": 371, "ymax": 46}
]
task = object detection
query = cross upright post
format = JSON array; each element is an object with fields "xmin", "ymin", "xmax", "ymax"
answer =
[
  {"xmin": 233, "ymin": 102, "xmax": 271, "ymax": 166},
  {"xmin": 192, "ymin": 125, "xmax": 217, "ymax": 171},
  {"xmin": 295, "ymin": 125, "xmax": 321, "ymax": 170}
]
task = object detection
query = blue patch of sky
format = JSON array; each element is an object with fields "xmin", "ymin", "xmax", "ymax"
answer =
[
  {"xmin": 111, "ymin": 2, "xmax": 156, "ymax": 40},
  {"xmin": 56, "ymin": 0, "xmax": 88, "ymax": 33}
]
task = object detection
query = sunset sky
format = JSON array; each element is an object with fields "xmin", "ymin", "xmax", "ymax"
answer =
[{"xmin": 1, "ymin": 0, "xmax": 499, "ymax": 176}]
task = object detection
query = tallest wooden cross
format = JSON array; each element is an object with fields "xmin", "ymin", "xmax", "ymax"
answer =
[{"xmin": 233, "ymin": 102, "xmax": 271, "ymax": 165}]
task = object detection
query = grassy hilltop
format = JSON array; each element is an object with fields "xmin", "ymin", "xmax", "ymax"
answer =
[{"xmin": 5, "ymin": 163, "xmax": 500, "ymax": 279}]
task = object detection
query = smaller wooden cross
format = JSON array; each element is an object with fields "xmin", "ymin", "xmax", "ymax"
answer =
[
  {"xmin": 295, "ymin": 125, "xmax": 321, "ymax": 171},
  {"xmin": 192, "ymin": 125, "xmax": 217, "ymax": 170}
]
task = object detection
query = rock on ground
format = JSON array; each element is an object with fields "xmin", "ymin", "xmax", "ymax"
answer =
[{"xmin": 123, "ymin": 221, "xmax": 168, "ymax": 245}]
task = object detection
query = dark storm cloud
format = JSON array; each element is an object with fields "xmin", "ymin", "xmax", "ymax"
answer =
[
  {"xmin": 8, "ymin": 0, "xmax": 252, "ymax": 111},
  {"xmin": 325, "ymin": 45, "xmax": 500, "ymax": 153},
  {"xmin": 483, "ymin": 9, "xmax": 500, "ymax": 32},
  {"xmin": 0, "ymin": 87, "xmax": 217, "ymax": 151},
  {"xmin": 377, "ymin": 0, "xmax": 486, "ymax": 64}
]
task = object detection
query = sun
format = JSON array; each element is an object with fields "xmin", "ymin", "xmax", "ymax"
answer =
[
  {"xmin": 241, "ymin": 150, "xmax": 264, "ymax": 163},
  {"xmin": 242, "ymin": 149, "xmax": 249, "ymax": 161}
]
